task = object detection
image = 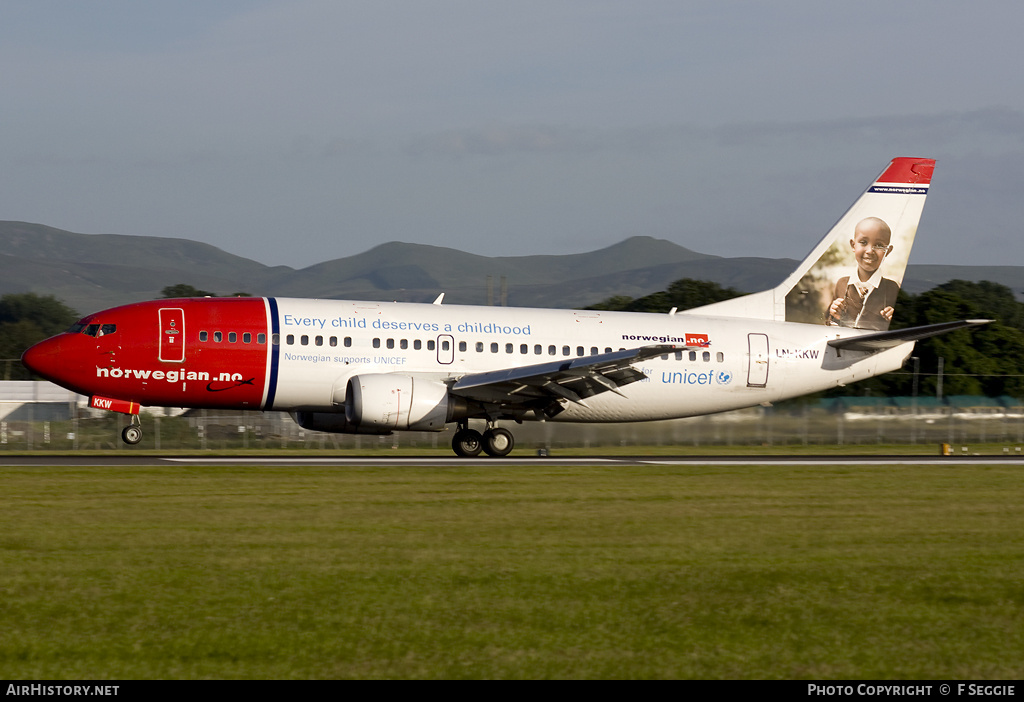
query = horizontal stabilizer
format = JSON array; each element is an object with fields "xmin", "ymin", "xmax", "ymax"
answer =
[{"xmin": 827, "ymin": 319, "xmax": 992, "ymax": 352}]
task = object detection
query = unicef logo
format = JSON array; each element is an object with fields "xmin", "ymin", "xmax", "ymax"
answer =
[{"xmin": 715, "ymin": 370, "xmax": 733, "ymax": 386}]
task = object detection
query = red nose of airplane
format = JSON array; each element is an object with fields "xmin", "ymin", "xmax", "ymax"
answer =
[{"xmin": 21, "ymin": 336, "xmax": 65, "ymax": 383}]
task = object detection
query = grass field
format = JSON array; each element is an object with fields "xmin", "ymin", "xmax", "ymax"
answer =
[{"xmin": 1, "ymin": 463, "xmax": 1022, "ymax": 679}]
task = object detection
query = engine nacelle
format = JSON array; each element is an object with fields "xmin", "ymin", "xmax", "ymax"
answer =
[
  {"xmin": 291, "ymin": 411, "xmax": 393, "ymax": 435},
  {"xmin": 345, "ymin": 374, "xmax": 450, "ymax": 432}
]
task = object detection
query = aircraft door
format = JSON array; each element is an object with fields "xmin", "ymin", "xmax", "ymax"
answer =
[
  {"xmin": 436, "ymin": 334, "xmax": 454, "ymax": 364},
  {"xmin": 159, "ymin": 308, "xmax": 185, "ymax": 362},
  {"xmin": 747, "ymin": 333, "xmax": 769, "ymax": 387}
]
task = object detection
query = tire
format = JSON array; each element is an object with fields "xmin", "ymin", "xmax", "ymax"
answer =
[
  {"xmin": 121, "ymin": 425, "xmax": 143, "ymax": 445},
  {"xmin": 483, "ymin": 428, "xmax": 514, "ymax": 457},
  {"xmin": 452, "ymin": 429, "xmax": 483, "ymax": 457}
]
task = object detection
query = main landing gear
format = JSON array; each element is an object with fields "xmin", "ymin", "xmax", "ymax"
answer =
[
  {"xmin": 452, "ymin": 422, "xmax": 514, "ymax": 458},
  {"xmin": 121, "ymin": 415, "xmax": 143, "ymax": 445}
]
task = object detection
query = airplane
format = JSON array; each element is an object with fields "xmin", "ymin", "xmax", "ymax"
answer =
[{"xmin": 21, "ymin": 157, "xmax": 989, "ymax": 457}]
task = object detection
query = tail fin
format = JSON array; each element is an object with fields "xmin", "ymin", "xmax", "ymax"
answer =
[
  {"xmin": 686, "ymin": 157, "xmax": 935, "ymax": 331},
  {"xmin": 783, "ymin": 157, "xmax": 934, "ymax": 330}
]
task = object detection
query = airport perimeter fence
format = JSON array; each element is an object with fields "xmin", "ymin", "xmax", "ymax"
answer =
[{"xmin": 2, "ymin": 403, "xmax": 1023, "ymax": 452}]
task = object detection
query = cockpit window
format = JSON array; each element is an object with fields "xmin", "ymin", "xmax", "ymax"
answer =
[
  {"xmin": 78, "ymin": 323, "xmax": 116, "ymax": 337},
  {"xmin": 66, "ymin": 322, "xmax": 86, "ymax": 334}
]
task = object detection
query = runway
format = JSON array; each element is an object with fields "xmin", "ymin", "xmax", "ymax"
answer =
[{"xmin": 2, "ymin": 453, "xmax": 1024, "ymax": 467}]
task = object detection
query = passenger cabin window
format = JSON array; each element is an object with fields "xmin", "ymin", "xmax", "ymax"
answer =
[
  {"xmin": 258, "ymin": 333, "xmax": 267, "ymax": 344},
  {"xmin": 272, "ymin": 333, "xmax": 280, "ymax": 345},
  {"xmin": 229, "ymin": 332, "xmax": 237, "ymax": 343},
  {"xmin": 315, "ymin": 336, "xmax": 323, "ymax": 346},
  {"xmin": 243, "ymin": 332, "xmax": 251, "ymax": 343},
  {"xmin": 286, "ymin": 334, "xmax": 295, "ymax": 345},
  {"xmin": 199, "ymin": 331, "xmax": 208, "ymax": 342},
  {"xmin": 214, "ymin": 331, "xmax": 223, "ymax": 342}
]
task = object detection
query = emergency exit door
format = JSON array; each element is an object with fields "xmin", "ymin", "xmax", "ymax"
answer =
[{"xmin": 436, "ymin": 334, "xmax": 454, "ymax": 364}]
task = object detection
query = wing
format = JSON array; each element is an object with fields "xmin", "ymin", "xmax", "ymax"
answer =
[{"xmin": 449, "ymin": 344, "xmax": 683, "ymax": 416}]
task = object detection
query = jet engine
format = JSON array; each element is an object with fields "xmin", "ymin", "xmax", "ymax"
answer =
[
  {"xmin": 345, "ymin": 374, "xmax": 452, "ymax": 432},
  {"xmin": 291, "ymin": 411, "xmax": 392, "ymax": 435}
]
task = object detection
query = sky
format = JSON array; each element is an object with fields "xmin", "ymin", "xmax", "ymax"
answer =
[{"xmin": 2, "ymin": 0, "xmax": 1023, "ymax": 269}]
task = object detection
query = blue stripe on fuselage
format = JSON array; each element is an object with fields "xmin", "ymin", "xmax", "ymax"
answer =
[{"xmin": 265, "ymin": 297, "xmax": 281, "ymax": 410}]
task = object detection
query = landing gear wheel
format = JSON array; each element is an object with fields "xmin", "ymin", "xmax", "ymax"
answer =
[
  {"xmin": 121, "ymin": 425, "xmax": 143, "ymax": 445},
  {"xmin": 452, "ymin": 429, "xmax": 483, "ymax": 458},
  {"xmin": 482, "ymin": 428, "xmax": 514, "ymax": 457}
]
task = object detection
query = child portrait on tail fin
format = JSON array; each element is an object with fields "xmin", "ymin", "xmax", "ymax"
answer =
[{"xmin": 825, "ymin": 217, "xmax": 899, "ymax": 331}]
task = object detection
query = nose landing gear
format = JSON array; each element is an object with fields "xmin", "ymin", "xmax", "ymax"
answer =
[{"xmin": 121, "ymin": 415, "xmax": 143, "ymax": 445}]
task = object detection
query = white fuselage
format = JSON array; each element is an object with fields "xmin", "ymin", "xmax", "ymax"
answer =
[{"xmin": 267, "ymin": 298, "xmax": 912, "ymax": 420}]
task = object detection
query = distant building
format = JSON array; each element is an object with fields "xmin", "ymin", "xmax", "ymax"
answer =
[{"xmin": 0, "ymin": 381, "xmax": 81, "ymax": 422}]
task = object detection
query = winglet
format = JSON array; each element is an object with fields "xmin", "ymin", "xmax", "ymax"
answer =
[{"xmin": 433, "ymin": 293, "xmax": 445, "ymax": 305}]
